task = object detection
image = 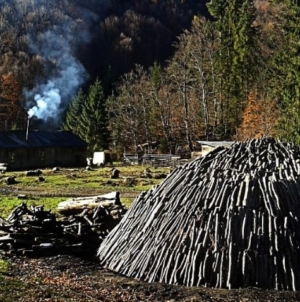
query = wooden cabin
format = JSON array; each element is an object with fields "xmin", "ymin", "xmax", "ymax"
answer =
[{"xmin": 0, "ymin": 130, "xmax": 87, "ymax": 170}]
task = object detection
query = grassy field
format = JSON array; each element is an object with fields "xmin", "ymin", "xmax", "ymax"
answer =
[{"xmin": 0, "ymin": 164, "xmax": 172, "ymax": 217}]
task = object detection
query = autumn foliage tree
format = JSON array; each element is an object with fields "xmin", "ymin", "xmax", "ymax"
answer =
[
  {"xmin": 236, "ymin": 90, "xmax": 279, "ymax": 140},
  {"xmin": 0, "ymin": 73, "xmax": 27, "ymax": 130}
]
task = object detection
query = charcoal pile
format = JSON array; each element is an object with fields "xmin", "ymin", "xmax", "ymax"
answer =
[
  {"xmin": 98, "ymin": 138, "xmax": 300, "ymax": 291},
  {"xmin": 0, "ymin": 199, "xmax": 126, "ymax": 257}
]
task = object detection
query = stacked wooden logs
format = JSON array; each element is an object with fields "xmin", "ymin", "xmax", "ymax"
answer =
[
  {"xmin": 98, "ymin": 138, "xmax": 300, "ymax": 290},
  {"xmin": 0, "ymin": 200, "xmax": 126, "ymax": 257}
]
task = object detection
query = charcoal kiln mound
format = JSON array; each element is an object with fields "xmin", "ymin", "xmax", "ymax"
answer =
[{"xmin": 98, "ymin": 138, "xmax": 300, "ymax": 291}]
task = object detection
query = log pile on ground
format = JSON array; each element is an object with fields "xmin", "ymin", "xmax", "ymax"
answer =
[
  {"xmin": 0, "ymin": 193, "xmax": 126, "ymax": 257},
  {"xmin": 57, "ymin": 192, "xmax": 122, "ymax": 215},
  {"xmin": 98, "ymin": 138, "xmax": 300, "ymax": 291}
]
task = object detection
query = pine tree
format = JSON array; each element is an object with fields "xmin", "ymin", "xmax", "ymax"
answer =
[
  {"xmin": 64, "ymin": 80, "xmax": 110, "ymax": 155},
  {"xmin": 78, "ymin": 79, "xmax": 110, "ymax": 155},
  {"xmin": 207, "ymin": 0, "xmax": 228, "ymax": 24},
  {"xmin": 207, "ymin": 0, "xmax": 259, "ymax": 139},
  {"xmin": 274, "ymin": 1, "xmax": 300, "ymax": 144},
  {"xmin": 63, "ymin": 89, "xmax": 85, "ymax": 136}
]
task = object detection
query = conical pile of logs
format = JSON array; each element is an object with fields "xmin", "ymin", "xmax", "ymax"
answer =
[{"xmin": 98, "ymin": 138, "xmax": 300, "ymax": 290}]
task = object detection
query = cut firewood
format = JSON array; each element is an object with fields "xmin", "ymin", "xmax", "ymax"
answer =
[
  {"xmin": 0, "ymin": 194, "xmax": 127, "ymax": 258},
  {"xmin": 98, "ymin": 138, "xmax": 300, "ymax": 291},
  {"xmin": 57, "ymin": 191, "xmax": 121, "ymax": 215}
]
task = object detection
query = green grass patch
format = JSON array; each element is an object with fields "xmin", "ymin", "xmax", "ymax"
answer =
[
  {"xmin": 0, "ymin": 165, "xmax": 171, "ymax": 216},
  {"xmin": 0, "ymin": 196, "xmax": 67, "ymax": 217},
  {"xmin": 0, "ymin": 259, "xmax": 8, "ymax": 273},
  {"xmin": 120, "ymin": 197, "xmax": 136, "ymax": 208},
  {"xmin": 1, "ymin": 166, "xmax": 168, "ymax": 194}
]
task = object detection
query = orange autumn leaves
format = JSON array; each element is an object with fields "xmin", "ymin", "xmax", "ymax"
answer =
[
  {"xmin": 0, "ymin": 72, "xmax": 27, "ymax": 130},
  {"xmin": 236, "ymin": 90, "xmax": 279, "ymax": 140}
]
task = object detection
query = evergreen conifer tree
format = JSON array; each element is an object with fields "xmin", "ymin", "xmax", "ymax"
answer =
[
  {"xmin": 63, "ymin": 89, "xmax": 85, "ymax": 136},
  {"xmin": 207, "ymin": 0, "xmax": 258, "ymax": 139},
  {"xmin": 274, "ymin": 1, "xmax": 300, "ymax": 144},
  {"xmin": 78, "ymin": 79, "xmax": 110, "ymax": 155},
  {"xmin": 64, "ymin": 79, "xmax": 110, "ymax": 155}
]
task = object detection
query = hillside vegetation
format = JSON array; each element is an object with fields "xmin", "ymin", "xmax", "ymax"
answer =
[{"xmin": 1, "ymin": 1, "xmax": 300, "ymax": 153}]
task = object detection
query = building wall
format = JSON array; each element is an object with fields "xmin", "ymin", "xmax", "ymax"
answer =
[
  {"xmin": 201, "ymin": 145, "xmax": 215, "ymax": 157},
  {"xmin": 0, "ymin": 147, "xmax": 87, "ymax": 170}
]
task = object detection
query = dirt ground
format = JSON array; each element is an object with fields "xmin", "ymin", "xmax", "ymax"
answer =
[{"xmin": 0, "ymin": 253, "xmax": 300, "ymax": 302}]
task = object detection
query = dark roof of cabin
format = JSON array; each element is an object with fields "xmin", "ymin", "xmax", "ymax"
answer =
[{"xmin": 0, "ymin": 130, "xmax": 87, "ymax": 149}]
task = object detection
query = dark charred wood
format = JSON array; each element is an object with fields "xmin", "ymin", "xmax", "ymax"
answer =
[
  {"xmin": 98, "ymin": 138, "xmax": 300, "ymax": 290},
  {"xmin": 0, "ymin": 196, "xmax": 127, "ymax": 258}
]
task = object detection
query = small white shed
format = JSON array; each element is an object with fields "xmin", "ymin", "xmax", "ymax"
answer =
[
  {"xmin": 197, "ymin": 141, "xmax": 234, "ymax": 157},
  {"xmin": 93, "ymin": 151, "xmax": 113, "ymax": 166}
]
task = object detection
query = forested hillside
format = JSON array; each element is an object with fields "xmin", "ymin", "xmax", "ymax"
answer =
[
  {"xmin": 0, "ymin": 0, "xmax": 207, "ymax": 130},
  {"xmin": 1, "ymin": 0, "xmax": 300, "ymax": 155}
]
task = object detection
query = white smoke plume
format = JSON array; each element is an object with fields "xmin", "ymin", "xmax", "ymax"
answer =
[
  {"xmin": 27, "ymin": 82, "xmax": 60, "ymax": 119},
  {"xmin": 25, "ymin": 29, "xmax": 89, "ymax": 127},
  {"xmin": 1, "ymin": 0, "xmax": 112, "ymax": 127}
]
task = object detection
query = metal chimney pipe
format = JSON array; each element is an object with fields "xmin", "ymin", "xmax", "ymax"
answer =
[{"xmin": 26, "ymin": 116, "xmax": 30, "ymax": 141}]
